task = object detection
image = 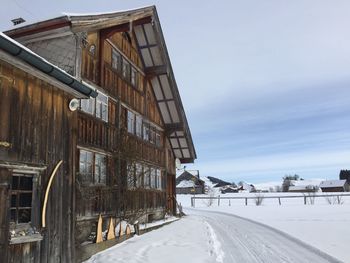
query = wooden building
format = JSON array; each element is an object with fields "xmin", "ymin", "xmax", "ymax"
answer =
[
  {"xmin": 320, "ymin": 180, "xmax": 349, "ymax": 192},
  {"xmin": 176, "ymin": 171, "xmax": 204, "ymax": 194},
  {"xmin": 0, "ymin": 6, "xmax": 196, "ymax": 262}
]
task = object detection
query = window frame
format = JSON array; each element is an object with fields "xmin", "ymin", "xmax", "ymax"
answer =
[
  {"xmin": 10, "ymin": 173, "xmax": 34, "ymax": 225},
  {"xmin": 80, "ymin": 90, "xmax": 109, "ymax": 123},
  {"xmin": 79, "ymin": 149, "xmax": 107, "ymax": 186}
]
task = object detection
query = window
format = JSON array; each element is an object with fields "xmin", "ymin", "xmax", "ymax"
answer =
[
  {"xmin": 149, "ymin": 128, "xmax": 156, "ymax": 144},
  {"xmin": 80, "ymin": 91, "xmax": 108, "ymax": 122},
  {"xmin": 112, "ymin": 49, "xmax": 121, "ymax": 72},
  {"xmin": 131, "ymin": 68, "xmax": 138, "ymax": 87},
  {"xmin": 79, "ymin": 150, "xmax": 107, "ymax": 185},
  {"xmin": 135, "ymin": 115, "xmax": 142, "ymax": 138},
  {"xmin": 96, "ymin": 92, "xmax": 108, "ymax": 122},
  {"xmin": 127, "ymin": 163, "xmax": 135, "ymax": 189},
  {"xmin": 127, "ymin": 110, "xmax": 135, "ymax": 134},
  {"xmin": 94, "ymin": 153, "xmax": 107, "ymax": 184},
  {"xmin": 143, "ymin": 166, "xmax": 150, "ymax": 188},
  {"xmin": 150, "ymin": 168, "xmax": 156, "ymax": 188},
  {"xmin": 10, "ymin": 173, "xmax": 33, "ymax": 224},
  {"xmin": 143, "ymin": 123, "xmax": 149, "ymax": 141},
  {"xmin": 135, "ymin": 163, "xmax": 143, "ymax": 188},
  {"xmin": 79, "ymin": 150, "xmax": 93, "ymax": 185},
  {"xmin": 80, "ymin": 97, "xmax": 95, "ymax": 115},
  {"xmin": 122, "ymin": 58, "xmax": 131, "ymax": 81},
  {"xmin": 156, "ymin": 132, "xmax": 161, "ymax": 147},
  {"xmin": 156, "ymin": 169, "xmax": 162, "ymax": 190}
]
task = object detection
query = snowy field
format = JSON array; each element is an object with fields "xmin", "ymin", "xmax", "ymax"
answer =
[{"xmin": 178, "ymin": 193, "xmax": 350, "ymax": 262}]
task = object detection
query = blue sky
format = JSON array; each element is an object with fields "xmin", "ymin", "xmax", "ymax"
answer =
[{"xmin": 2, "ymin": 0, "xmax": 350, "ymax": 183}]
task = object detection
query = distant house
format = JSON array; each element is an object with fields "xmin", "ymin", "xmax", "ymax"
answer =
[
  {"xmin": 176, "ymin": 171, "xmax": 205, "ymax": 194},
  {"xmin": 339, "ymin": 170, "xmax": 350, "ymax": 183},
  {"xmin": 320, "ymin": 180, "xmax": 349, "ymax": 192}
]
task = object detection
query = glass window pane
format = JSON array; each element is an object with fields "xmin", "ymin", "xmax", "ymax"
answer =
[
  {"xmin": 11, "ymin": 195, "xmax": 17, "ymax": 207},
  {"xmin": 12, "ymin": 176, "xmax": 19, "ymax": 190},
  {"xmin": 10, "ymin": 209, "xmax": 16, "ymax": 222},
  {"xmin": 19, "ymin": 193, "xmax": 32, "ymax": 207},
  {"xmin": 20, "ymin": 176, "xmax": 33, "ymax": 190},
  {"xmin": 112, "ymin": 50, "xmax": 121, "ymax": 71},
  {"xmin": 18, "ymin": 209, "xmax": 31, "ymax": 223}
]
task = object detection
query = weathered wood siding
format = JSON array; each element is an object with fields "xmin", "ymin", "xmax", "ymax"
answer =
[{"xmin": 0, "ymin": 60, "xmax": 76, "ymax": 263}]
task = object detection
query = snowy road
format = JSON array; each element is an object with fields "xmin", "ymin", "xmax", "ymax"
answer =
[
  {"xmin": 86, "ymin": 209, "xmax": 342, "ymax": 263},
  {"xmin": 187, "ymin": 208, "xmax": 342, "ymax": 263}
]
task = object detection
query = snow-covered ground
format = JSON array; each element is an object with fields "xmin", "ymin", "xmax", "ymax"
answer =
[
  {"xmin": 85, "ymin": 192, "xmax": 349, "ymax": 263},
  {"xmin": 178, "ymin": 193, "xmax": 350, "ymax": 262},
  {"xmin": 85, "ymin": 215, "xmax": 225, "ymax": 263}
]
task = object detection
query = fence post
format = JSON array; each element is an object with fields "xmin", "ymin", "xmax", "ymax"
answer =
[
  {"xmin": 278, "ymin": 197, "xmax": 281, "ymax": 205},
  {"xmin": 218, "ymin": 195, "xmax": 220, "ymax": 206},
  {"xmin": 229, "ymin": 199, "xmax": 231, "ymax": 206},
  {"xmin": 304, "ymin": 196, "xmax": 306, "ymax": 205},
  {"xmin": 245, "ymin": 198, "xmax": 248, "ymax": 206}
]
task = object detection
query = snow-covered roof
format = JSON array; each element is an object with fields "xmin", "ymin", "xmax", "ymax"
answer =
[
  {"xmin": 176, "ymin": 180, "xmax": 195, "ymax": 188},
  {"xmin": 320, "ymin": 180, "xmax": 347, "ymax": 188},
  {"xmin": 288, "ymin": 185, "xmax": 316, "ymax": 191}
]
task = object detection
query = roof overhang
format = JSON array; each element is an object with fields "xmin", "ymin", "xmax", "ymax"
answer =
[{"xmin": 0, "ymin": 32, "xmax": 97, "ymax": 98}]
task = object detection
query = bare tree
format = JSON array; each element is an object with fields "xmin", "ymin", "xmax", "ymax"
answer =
[{"xmin": 254, "ymin": 193, "xmax": 264, "ymax": 206}]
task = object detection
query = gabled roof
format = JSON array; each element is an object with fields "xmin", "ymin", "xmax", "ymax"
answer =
[
  {"xmin": 5, "ymin": 6, "xmax": 196, "ymax": 163},
  {"xmin": 176, "ymin": 171, "xmax": 204, "ymax": 185}
]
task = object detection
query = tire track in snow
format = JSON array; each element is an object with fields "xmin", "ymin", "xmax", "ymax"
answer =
[
  {"xmin": 188, "ymin": 208, "xmax": 342, "ymax": 263},
  {"xmin": 204, "ymin": 220, "xmax": 225, "ymax": 263}
]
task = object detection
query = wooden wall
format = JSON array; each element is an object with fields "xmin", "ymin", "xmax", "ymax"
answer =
[{"xmin": 0, "ymin": 60, "xmax": 76, "ymax": 263}]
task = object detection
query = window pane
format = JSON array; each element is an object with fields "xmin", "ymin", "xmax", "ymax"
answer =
[
  {"xmin": 131, "ymin": 68, "xmax": 137, "ymax": 87},
  {"xmin": 122, "ymin": 59, "xmax": 130, "ymax": 80},
  {"xmin": 18, "ymin": 209, "xmax": 31, "ymax": 223},
  {"xmin": 157, "ymin": 169, "xmax": 162, "ymax": 190},
  {"xmin": 102, "ymin": 104, "xmax": 108, "ymax": 122},
  {"xmin": 80, "ymin": 98, "xmax": 95, "ymax": 115},
  {"xmin": 136, "ymin": 163, "xmax": 143, "ymax": 188},
  {"xmin": 79, "ymin": 150, "xmax": 93, "ymax": 185},
  {"xmin": 112, "ymin": 50, "xmax": 121, "ymax": 71},
  {"xmin": 127, "ymin": 163, "xmax": 135, "ymax": 189},
  {"xmin": 143, "ymin": 123, "xmax": 149, "ymax": 141},
  {"xmin": 10, "ymin": 209, "xmax": 16, "ymax": 222},
  {"xmin": 95, "ymin": 153, "xmax": 106, "ymax": 185},
  {"xmin": 11, "ymin": 195, "xmax": 17, "ymax": 207},
  {"xmin": 19, "ymin": 193, "xmax": 32, "ymax": 207},
  {"xmin": 143, "ymin": 166, "xmax": 150, "ymax": 188},
  {"xmin": 156, "ymin": 133, "xmax": 161, "ymax": 147},
  {"xmin": 12, "ymin": 176, "xmax": 19, "ymax": 190},
  {"xmin": 150, "ymin": 168, "xmax": 156, "ymax": 188},
  {"xmin": 19, "ymin": 176, "xmax": 33, "ymax": 190},
  {"xmin": 150, "ymin": 129, "xmax": 155, "ymax": 144},
  {"xmin": 127, "ymin": 111, "xmax": 135, "ymax": 134},
  {"xmin": 136, "ymin": 115, "xmax": 142, "ymax": 137}
]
